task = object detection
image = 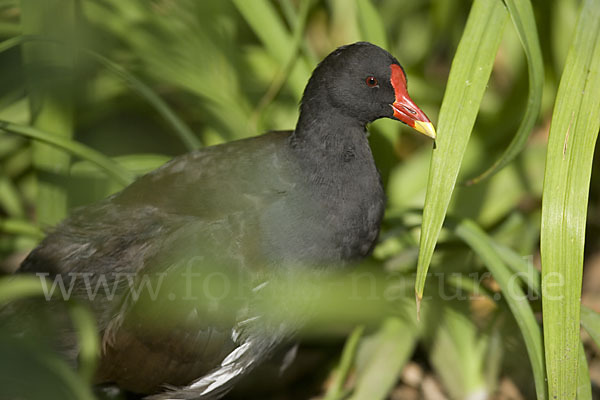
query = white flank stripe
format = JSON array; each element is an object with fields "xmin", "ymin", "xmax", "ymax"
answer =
[{"xmin": 188, "ymin": 340, "xmax": 253, "ymax": 395}]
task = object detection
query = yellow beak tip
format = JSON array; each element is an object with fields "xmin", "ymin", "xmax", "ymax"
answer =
[{"xmin": 413, "ymin": 121, "xmax": 437, "ymax": 140}]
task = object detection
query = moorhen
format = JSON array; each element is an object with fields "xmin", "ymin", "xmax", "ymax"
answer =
[{"xmin": 15, "ymin": 42, "xmax": 435, "ymax": 399}]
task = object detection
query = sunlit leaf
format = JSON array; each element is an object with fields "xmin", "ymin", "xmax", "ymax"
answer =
[
  {"xmin": 581, "ymin": 306, "xmax": 600, "ymax": 348},
  {"xmin": 0, "ymin": 120, "xmax": 133, "ymax": 186},
  {"xmin": 349, "ymin": 318, "xmax": 417, "ymax": 400},
  {"xmin": 323, "ymin": 325, "xmax": 364, "ymax": 400},
  {"xmin": 21, "ymin": 0, "xmax": 76, "ymax": 225},
  {"xmin": 232, "ymin": 0, "xmax": 311, "ymax": 100},
  {"xmin": 540, "ymin": 0, "xmax": 600, "ymax": 397},
  {"xmin": 449, "ymin": 218, "xmax": 546, "ymax": 399},
  {"xmin": 467, "ymin": 0, "xmax": 544, "ymax": 184},
  {"xmin": 416, "ymin": 0, "xmax": 508, "ymax": 304}
]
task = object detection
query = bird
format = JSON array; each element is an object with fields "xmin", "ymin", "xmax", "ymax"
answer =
[{"xmin": 14, "ymin": 41, "xmax": 435, "ymax": 399}]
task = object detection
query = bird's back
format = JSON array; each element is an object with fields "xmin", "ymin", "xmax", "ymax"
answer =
[
  {"xmin": 16, "ymin": 127, "xmax": 385, "ymax": 397},
  {"xmin": 18, "ymin": 131, "xmax": 297, "ymax": 394}
]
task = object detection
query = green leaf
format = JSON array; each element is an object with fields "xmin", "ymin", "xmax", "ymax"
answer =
[
  {"xmin": 1, "ymin": 34, "xmax": 201, "ymax": 151},
  {"xmin": 0, "ymin": 336, "xmax": 97, "ymax": 400},
  {"xmin": 492, "ymin": 242, "xmax": 540, "ymax": 297},
  {"xmin": 349, "ymin": 317, "xmax": 417, "ymax": 400},
  {"xmin": 0, "ymin": 218, "xmax": 44, "ymax": 239},
  {"xmin": 355, "ymin": 0, "xmax": 388, "ymax": 48},
  {"xmin": 0, "ymin": 177, "xmax": 24, "ymax": 217},
  {"xmin": 67, "ymin": 302, "xmax": 99, "ymax": 384},
  {"xmin": 70, "ymin": 154, "xmax": 171, "ymax": 178},
  {"xmin": 416, "ymin": 0, "xmax": 508, "ymax": 303},
  {"xmin": 0, "ymin": 120, "xmax": 133, "ymax": 186},
  {"xmin": 467, "ymin": 0, "xmax": 544, "ymax": 184},
  {"xmin": 577, "ymin": 341, "xmax": 592, "ymax": 400},
  {"xmin": 232, "ymin": 0, "xmax": 311, "ymax": 100},
  {"xmin": 249, "ymin": 0, "xmax": 313, "ymax": 121},
  {"xmin": 21, "ymin": 0, "xmax": 78, "ymax": 225},
  {"xmin": 491, "ymin": 246, "xmax": 595, "ymax": 399},
  {"xmin": 0, "ymin": 0, "xmax": 18, "ymax": 7},
  {"xmin": 540, "ymin": 0, "xmax": 600, "ymax": 398},
  {"xmin": 0, "ymin": 21, "xmax": 19, "ymax": 36},
  {"xmin": 323, "ymin": 325, "xmax": 365, "ymax": 400},
  {"xmin": 0, "ymin": 35, "xmax": 22, "ymax": 54},
  {"xmin": 581, "ymin": 306, "xmax": 600, "ymax": 348},
  {"xmin": 449, "ymin": 218, "xmax": 547, "ymax": 399},
  {"xmin": 427, "ymin": 303, "xmax": 490, "ymax": 399},
  {"xmin": 88, "ymin": 52, "xmax": 201, "ymax": 151},
  {"xmin": 0, "ymin": 275, "xmax": 48, "ymax": 305},
  {"xmin": 0, "ymin": 276, "xmax": 98, "ymax": 399}
]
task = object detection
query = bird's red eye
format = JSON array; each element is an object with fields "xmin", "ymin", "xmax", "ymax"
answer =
[{"xmin": 365, "ymin": 76, "xmax": 378, "ymax": 87}]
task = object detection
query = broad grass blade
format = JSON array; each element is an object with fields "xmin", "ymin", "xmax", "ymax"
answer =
[
  {"xmin": 0, "ymin": 120, "xmax": 133, "ymax": 186},
  {"xmin": 348, "ymin": 318, "xmax": 417, "ymax": 400},
  {"xmin": 581, "ymin": 306, "xmax": 600, "ymax": 348},
  {"xmin": 20, "ymin": 0, "xmax": 76, "ymax": 225},
  {"xmin": 232, "ymin": 0, "xmax": 311, "ymax": 100},
  {"xmin": 467, "ymin": 0, "xmax": 544, "ymax": 184},
  {"xmin": 450, "ymin": 218, "xmax": 547, "ymax": 399},
  {"xmin": 540, "ymin": 0, "xmax": 600, "ymax": 397},
  {"xmin": 416, "ymin": 0, "xmax": 508, "ymax": 304}
]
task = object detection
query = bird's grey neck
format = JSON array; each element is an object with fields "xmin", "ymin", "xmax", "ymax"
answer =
[{"xmin": 290, "ymin": 100, "xmax": 368, "ymax": 154}]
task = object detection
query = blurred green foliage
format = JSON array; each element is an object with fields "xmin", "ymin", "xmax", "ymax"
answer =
[{"xmin": 1, "ymin": 0, "xmax": 599, "ymax": 399}]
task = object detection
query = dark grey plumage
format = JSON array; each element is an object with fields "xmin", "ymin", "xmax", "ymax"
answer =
[{"xmin": 13, "ymin": 41, "xmax": 434, "ymax": 399}]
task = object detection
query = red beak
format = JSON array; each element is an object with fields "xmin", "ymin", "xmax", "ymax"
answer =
[{"xmin": 390, "ymin": 64, "xmax": 436, "ymax": 139}]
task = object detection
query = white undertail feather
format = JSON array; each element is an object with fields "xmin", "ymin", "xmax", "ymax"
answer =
[{"xmin": 186, "ymin": 340, "xmax": 253, "ymax": 396}]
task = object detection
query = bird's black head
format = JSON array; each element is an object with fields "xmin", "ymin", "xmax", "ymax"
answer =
[{"xmin": 299, "ymin": 42, "xmax": 435, "ymax": 139}]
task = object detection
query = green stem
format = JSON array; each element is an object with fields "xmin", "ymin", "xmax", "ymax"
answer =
[
  {"xmin": 323, "ymin": 325, "xmax": 365, "ymax": 400},
  {"xmin": 20, "ymin": 0, "xmax": 77, "ymax": 225},
  {"xmin": 0, "ymin": 120, "xmax": 133, "ymax": 186}
]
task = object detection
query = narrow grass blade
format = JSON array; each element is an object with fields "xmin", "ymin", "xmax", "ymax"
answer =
[
  {"xmin": 0, "ymin": 35, "xmax": 22, "ymax": 53},
  {"xmin": 577, "ymin": 342, "xmax": 592, "ymax": 400},
  {"xmin": 492, "ymin": 243, "xmax": 540, "ymax": 297},
  {"xmin": 0, "ymin": 340, "xmax": 97, "ymax": 400},
  {"xmin": 279, "ymin": 0, "xmax": 318, "ymax": 64},
  {"xmin": 450, "ymin": 218, "xmax": 547, "ymax": 399},
  {"xmin": 0, "ymin": 276, "xmax": 48, "ymax": 305},
  {"xmin": 467, "ymin": 0, "xmax": 544, "ymax": 184},
  {"xmin": 581, "ymin": 306, "xmax": 600, "ymax": 348},
  {"xmin": 0, "ymin": 177, "xmax": 24, "ymax": 217},
  {"xmin": 67, "ymin": 302, "xmax": 99, "ymax": 384},
  {"xmin": 348, "ymin": 317, "xmax": 417, "ymax": 400},
  {"xmin": 0, "ymin": 21, "xmax": 19, "ymax": 36},
  {"xmin": 0, "ymin": 135, "xmax": 24, "ymax": 159},
  {"xmin": 250, "ymin": 0, "xmax": 313, "ymax": 122},
  {"xmin": 20, "ymin": 0, "xmax": 76, "ymax": 225},
  {"xmin": 0, "ymin": 276, "xmax": 98, "ymax": 399},
  {"xmin": 70, "ymin": 154, "xmax": 170, "ymax": 179},
  {"xmin": 416, "ymin": 0, "xmax": 508, "ymax": 304},
  {"xmin": 232, "ymin": 0, "xmax": 311, "ymax": 100},
  {"xmin": 0, "ymin": 277, "xmax": 99, "ymax": 384},
  {"xmin": 0, "ymin": 218, "xmax": 44, "ymax": 239},
  {"xmin": 540, "ymin": 0, "xmax": 600, "ymax": 398},
  {"xmin": 355, "ymin": 0, "xmax": 388, "ymax": 49},
  {"xmin": 428, "ymin": 303, "xmax": 489, "ymax": 399},
  {"xmin": 492, "ymin": 248, "xmax": 596, "ymax": 399},
  {"xmin": 323, "ymin": 325, "xmax": 364, "ymax": 400},
  {"xmin": 88, "ymin": 52, "xmax": 201, "ymax": 150},
  {"xmin": 1, "ymin": 34, "xmax": 200, "ymax": 151},
  {"xmin": 0, "ymin": 120, "xmax": 133, "ymax": 186}
]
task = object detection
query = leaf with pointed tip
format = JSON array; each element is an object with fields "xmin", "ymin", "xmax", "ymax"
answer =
[
  {"xmin": 466, "ymin": 0, "xmax": 544, "ymax": 184},
  {"xmin": 540, "ymin": 0, "xmax": 600, "ymax": 397},
  {"xmin": 415, "ymin": 0, "xmax": 508, "ymax": 303}
]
